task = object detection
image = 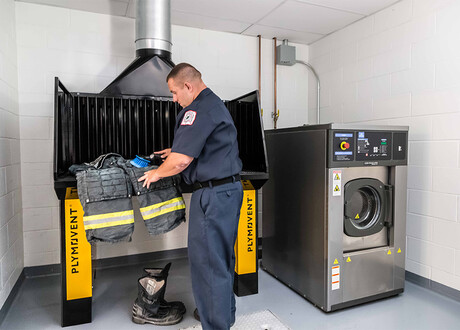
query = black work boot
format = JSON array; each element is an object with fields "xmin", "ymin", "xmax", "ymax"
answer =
[
  {"xmin": 141, "ymin": 263, "xmax": 186, "ymax": 315},
  {"xmin": 132, "ymin": 277, "xmax": 183, "ymax": 326}
]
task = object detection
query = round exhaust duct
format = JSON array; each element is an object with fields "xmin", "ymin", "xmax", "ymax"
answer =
[{"xmin": 136, "ymin": 0, "xmax": 172, "ymax": 56}]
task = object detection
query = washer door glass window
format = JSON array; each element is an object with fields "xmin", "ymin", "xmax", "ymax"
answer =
[{"xmin": 344, "ymin": 178, "xmax": 386, "ymax": 237}]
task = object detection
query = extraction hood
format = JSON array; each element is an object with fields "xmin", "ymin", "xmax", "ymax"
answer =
[{"xmin": 101, "ymin": 0, "xmax": 174, "ymax": 97}]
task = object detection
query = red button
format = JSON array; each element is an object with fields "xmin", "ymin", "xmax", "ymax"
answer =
[{"xmin": 340, "ymin": 141, "xmax": 350, "ymax": 150}]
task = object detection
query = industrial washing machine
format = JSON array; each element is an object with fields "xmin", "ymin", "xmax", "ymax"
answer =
[{"xmin": 262, "ymin": 124, "xmax": 408, "ymax": 312}]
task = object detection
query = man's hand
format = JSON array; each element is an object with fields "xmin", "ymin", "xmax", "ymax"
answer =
[
  {"xmin": 153, "ymin": 148, "xmax": 171, "ymax": 160},
  {"xmin": 139, "ymin": 152, "xmax": 193, "ymax": 188},
  {"xmin": 138, "ymin": 169, "xmax": 160, "ymax": 189}
]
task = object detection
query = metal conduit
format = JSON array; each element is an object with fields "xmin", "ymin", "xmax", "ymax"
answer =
[{"xmin": 295, "ymin": 60, "xmax": 321, "ymax": 125}]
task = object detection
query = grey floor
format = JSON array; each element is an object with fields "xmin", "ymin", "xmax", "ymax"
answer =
[{"xmin": 2, "ymin": 257, "xmax": 460, "ymax": 330}]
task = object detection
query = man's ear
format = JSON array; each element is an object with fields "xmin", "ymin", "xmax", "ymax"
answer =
[{"xmin": 184, "ymin": 82, "xmax": 193, "ymax": 92}]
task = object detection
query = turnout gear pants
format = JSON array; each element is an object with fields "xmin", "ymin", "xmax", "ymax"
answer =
[{"xmin": 124, "ymin": 165, "xmax": 186, "ymax": 236}]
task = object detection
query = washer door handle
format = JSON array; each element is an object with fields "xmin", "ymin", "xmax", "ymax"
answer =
[{"xmin": 384, "ymin": 184, "xmax": 394, "ymax": 228}]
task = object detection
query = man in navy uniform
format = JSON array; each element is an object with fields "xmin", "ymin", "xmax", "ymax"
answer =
[{"xmin": 139, "ymin": 63, "xmax": 243, "ymax": 329}]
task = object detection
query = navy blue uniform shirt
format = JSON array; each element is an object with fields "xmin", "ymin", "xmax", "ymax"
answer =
[{"xmin": 171, "ymin": 88, "xmax": 242, "ymax": 185}]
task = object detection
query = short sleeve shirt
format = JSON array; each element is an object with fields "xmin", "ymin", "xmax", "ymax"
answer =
[{"xmin": 171, "ymin": 88, "xmax": 242, "ymax": 185}]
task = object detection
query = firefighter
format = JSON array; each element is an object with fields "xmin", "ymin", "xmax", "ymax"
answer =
[{"xmin": 139, "ymin": 62, "xmax": 243, "ymax": 329}]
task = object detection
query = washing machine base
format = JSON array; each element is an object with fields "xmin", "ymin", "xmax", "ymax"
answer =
[
  {"xmin": 261, "ymin": 266, "xmax": 404, "ymax": 313},
  {"xmin": 329, "ymin": 288, "xmax": 404, "ymax": 312}
]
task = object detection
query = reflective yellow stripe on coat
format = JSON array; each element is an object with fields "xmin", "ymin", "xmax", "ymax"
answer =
[
  {"xmin": 140, "ymin": 197, "xmax": 186, "ymax": 221},
  {"xmin": 83, "ymin": 210, "xmax": 135, "ymax": 229}
]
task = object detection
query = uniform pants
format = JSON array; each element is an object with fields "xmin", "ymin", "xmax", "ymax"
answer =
[{"xmin": 188, "ymin": 181, "xmax": 243, "ymax": 330}]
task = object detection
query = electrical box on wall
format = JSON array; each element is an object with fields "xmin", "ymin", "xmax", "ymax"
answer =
[{"xmin": 276, "ymin": 44, "xmax": 296, "ymax": 66}]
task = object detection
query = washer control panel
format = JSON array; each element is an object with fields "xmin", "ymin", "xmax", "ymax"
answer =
[
  {"xmin": 332, "ymin": 132, "xmax": 354, "ymax": 161},
  {"xmin": 329, "ymin": 129, "xmax": 407, "ymax": 167},
  {"xmin": 356, "ymin": 131, "xmax": 391, "ymax": 161}
]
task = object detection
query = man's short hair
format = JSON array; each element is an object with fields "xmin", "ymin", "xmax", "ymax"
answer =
[{"xmin": 166, "ymin": 63, "xmax": 202, "ymax": 84}]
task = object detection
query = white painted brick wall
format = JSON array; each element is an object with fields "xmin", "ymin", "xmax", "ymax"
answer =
[
  {"xmin": 406, "ymin": 213, "xmax": 433, "ymax": 241},
  {"xmin": 456, "ymin": 250, "xmax": 460, "ymax": 276},
  {"xmin": 432, "ymin": 113, "xmax": 460, "ymax": 140},
  {"xmin": 408, "ymin": 190, "xmax": 456, "ymax": 222},
  {"xmin": 432, "ymin": 220, "xmax": 460, "ymax": 251},
  {"xmin": 0, "ymin": 0, "xmax": 22, "ymax": 310},
  {"xmin": 407, "ymin": 165, "xmax": 432, "ymax": 190},
  {"xmin": 15, "ymin": 3, "xmax": 309, "ymax": 268},
  {"xmin": 406, "ymin": 258, "xmax": 431, "ymax": 278},
  {"xmin": 412, "ymin": 87, "xmax": 460, "ymax": 116},
  {"xmin": 309, "ymin": 0, "xmax": 460, "ymax": 290}
]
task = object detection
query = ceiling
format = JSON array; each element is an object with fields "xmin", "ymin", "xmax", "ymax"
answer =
[{"xmin": 16, "ymin": 0, "xmax": 401, "ymax": 45}]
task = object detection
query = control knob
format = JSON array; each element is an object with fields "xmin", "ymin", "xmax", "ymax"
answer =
[{"xmin": 340, "ymin": 141, "xmax": 350, "ymax": 151}]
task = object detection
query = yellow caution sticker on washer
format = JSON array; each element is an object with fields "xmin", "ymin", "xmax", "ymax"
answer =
[
  {"xmin": 397, "ymin": 248, "xmax": 402, "ymax": 253},
  {"xmin": 333, "ymin": 258, "xmax": 339, "ymax": 265},
  {"xmin": 355, "ymin": 213, "xmax": 360, "ymax": 219},
  {"xmin": 387, "ymin": 250, "xmax": 392, "ymax": 255},
  {"xmin": 346, "ymin": 257, "xmax": 351, "ymax": 262},
  {"xmin": 332, "ymin": 170, "xmax": 341, "ymax": 196}
]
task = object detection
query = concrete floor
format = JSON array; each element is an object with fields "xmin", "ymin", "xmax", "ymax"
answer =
[{"xmin": 2, "ymin": 257, "xmax": 460, "ymax": 330}]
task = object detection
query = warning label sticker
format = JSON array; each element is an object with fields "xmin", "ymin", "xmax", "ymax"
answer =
[
  {"xmin": 332, "ymin": 265, "xmax": 340, "ymax": 290},
  {"xmin": 332, "ymin": 170, "xmax": 341, "ymax": 196}
]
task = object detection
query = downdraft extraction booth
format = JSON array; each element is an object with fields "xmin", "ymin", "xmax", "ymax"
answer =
[
  {"xmin": 53, "ymin": 80, "xmax": 268, "ymax": 326},
  {"xmin": 52, "ymin": 1, "xmax": 267, "ymax": 326}
]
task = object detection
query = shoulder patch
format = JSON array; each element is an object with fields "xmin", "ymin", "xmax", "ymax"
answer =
[{"xmin": 181, "ymin": 110, "xmax": 196, "ymax": 126}]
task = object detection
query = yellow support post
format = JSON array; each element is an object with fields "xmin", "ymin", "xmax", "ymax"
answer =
[
  {"xmin": 234, "ymin": 180, "xmax": 258, "ymax": 296},
  {"xmin": 61, "ymin": 187, "xmax": 92, "ymax": 326}
]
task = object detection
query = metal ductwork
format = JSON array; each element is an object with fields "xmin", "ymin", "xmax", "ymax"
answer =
[{"xmin": 101, "ymin": 0, "xmax": 174, "ymax": 97}]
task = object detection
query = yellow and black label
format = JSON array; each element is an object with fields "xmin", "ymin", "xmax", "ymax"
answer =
[
  {"xmin": 65, "ymin": 188, "xmax": 92, "ymax": 300},
  {"xmin": 234, "ymin": 189, "xmax": 256, "ymax": 275},
  {"xmin": 241, "ymin": 180, "xmax": 255, "ymax": 191}
]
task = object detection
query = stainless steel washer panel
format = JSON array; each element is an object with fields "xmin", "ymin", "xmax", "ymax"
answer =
[
  {"xmin": 262, "ymin": 129, "xmax": 328, "ymax": 309},
  {"xmin": 336, "ymin": 166, "xmax": 388, "ymax": 188},
  {"xmin": 342, "ymin": 230, "xmax": 387, "ymax": 252},
  {"xmin": 342, "ymin": 247, "xmax": 395, "ymax": 302},
  {"xmin": 328, "ymin": 166, "xmax": 388, "ymax": 252}
]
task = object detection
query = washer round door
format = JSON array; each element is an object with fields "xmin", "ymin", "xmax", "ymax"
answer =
[{"xmin": 343, "ymin": 178, "xmax": 388, "ymax": 237}]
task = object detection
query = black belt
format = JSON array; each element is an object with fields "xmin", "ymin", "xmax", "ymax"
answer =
[{"xmin": 192, "ymin": 174, "xmax": 241, "ymax": 192}]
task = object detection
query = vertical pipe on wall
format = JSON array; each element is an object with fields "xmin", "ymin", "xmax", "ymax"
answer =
[
  {"xmin": 258, "ymin": 35, "xmax": 262, "ymax": 117},
  {"xmin": 273, "ymin": 37, "xmax": 278, "ymax": 129},
  {"xmin": 295, "ymin": 60, "xmax": 321, "ymax": 124}
]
